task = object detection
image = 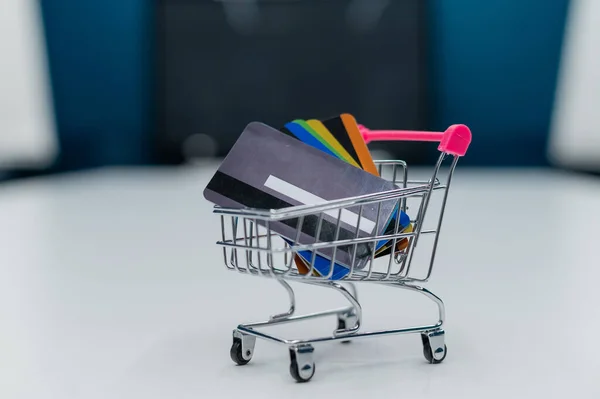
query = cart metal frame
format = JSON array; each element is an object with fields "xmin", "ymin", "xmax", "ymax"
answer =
[{"xmin": 213, "ymin": 125, "xmax": 471, "ymax": 382}]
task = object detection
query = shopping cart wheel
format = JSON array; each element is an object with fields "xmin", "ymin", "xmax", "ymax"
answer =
[
  {"xmin": 230, "ymin": 331, "xmax": 256, "ymax": 366},
  {"xmin": 421, "ymin": 330, "xmax": 447, "ymax": 364},
  {"xmin": 289, "ymin": 345, "xmax": 315, "ymax": 383}
]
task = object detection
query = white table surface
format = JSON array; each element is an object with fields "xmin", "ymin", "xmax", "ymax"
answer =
[{"xmin": 1, "ymin": 164, "xmax": 599, "ymax": 399}]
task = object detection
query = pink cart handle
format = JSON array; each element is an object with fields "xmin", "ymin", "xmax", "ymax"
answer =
[{"xmin": 358, "ymin": 124, "xmax": 472, "ymax": 157}]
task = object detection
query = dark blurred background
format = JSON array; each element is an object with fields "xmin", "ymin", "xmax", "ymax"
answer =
[{"xmin": 4, "ymin": 0, "xmax": 599, "ymax": 181}]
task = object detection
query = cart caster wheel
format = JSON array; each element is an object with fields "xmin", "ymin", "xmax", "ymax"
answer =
[
  {"xmin": 421, "ymin": 331, "xmax": 447, "ymax": 364},
  {"xmin": 290, "ymin": 359, "xmax": 315, "ymax": 383},
  {"xmin": 230, "ymin": 339, "xmax": 251, "ymax": 365},
  {"xmin": 423, "ymin": 343, "xmax": 447, "ymax": 364},
  {"xmin": 289, "ymin": 345, "xmax": 315, "ymax": 383},
  {"xmin": 230, "ymin": 331, "xmax": 256, "ymax": 366}
]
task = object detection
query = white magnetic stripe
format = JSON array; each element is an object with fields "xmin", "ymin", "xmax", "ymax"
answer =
[{"xmin": 264, "ymin": 175, "xmax": 375, "ymax": 234}]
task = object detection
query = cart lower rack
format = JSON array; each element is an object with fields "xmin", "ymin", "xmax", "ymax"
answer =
[{"xmin": 214, "ymin": 124, "xmax": 471, "ymax": 382}]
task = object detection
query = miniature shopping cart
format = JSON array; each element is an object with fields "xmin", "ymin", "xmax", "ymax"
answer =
[{"xmin": 213, "ymin": 124, "xmax": 471, "ymax": 382}]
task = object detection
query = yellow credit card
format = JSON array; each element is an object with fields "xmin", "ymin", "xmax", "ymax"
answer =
[{"xmin": 306, "ymin": 119, "xmax": 360, "ymax": 166}]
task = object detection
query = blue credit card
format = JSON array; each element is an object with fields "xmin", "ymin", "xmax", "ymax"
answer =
[
  {"xmin": 294, "ymin": 207, "xmax": 408, "ymax": 278},
  {"xmin": 284, "ymin": 120, "xmax": 408, "ymax": 249},
  {"xmin": 283, "ymin": 238, "xmax": 350, "ymax": 279},
  {"xmin": 279, "ymin": 121, "xmax": 410, "ymax": 279},
  {"xmin": 283, "ymin": 122, "xmax": 339, "ymax": 158},
  {"xmin": 297, "ymin": 250, "xmax": 351, "ymax": 280}
]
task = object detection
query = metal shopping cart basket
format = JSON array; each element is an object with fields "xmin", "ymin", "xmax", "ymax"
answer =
[{"xmin": 213, "ymin": 124, "xmax": 472, "ymax": 382}]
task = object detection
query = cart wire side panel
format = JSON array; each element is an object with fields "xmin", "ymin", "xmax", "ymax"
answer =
[{"xmin": 213, "ymin": 124, "xmax": 472, "ymax": 382}]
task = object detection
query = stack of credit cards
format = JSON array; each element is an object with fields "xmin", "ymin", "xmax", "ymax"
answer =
[{"xmin": 204, "ymin": 114, "xmax": 412, "ymax": 279}]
